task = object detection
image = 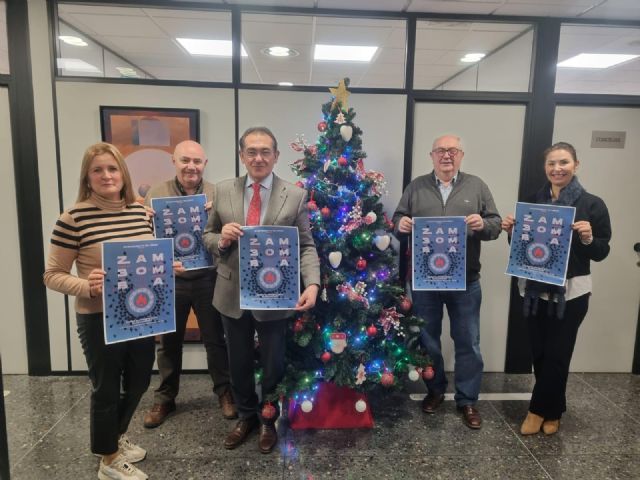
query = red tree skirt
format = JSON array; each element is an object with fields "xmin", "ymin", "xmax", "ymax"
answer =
[{"xmin": 288, "ymin": 382, "xmax": 374, "ymax": 429}]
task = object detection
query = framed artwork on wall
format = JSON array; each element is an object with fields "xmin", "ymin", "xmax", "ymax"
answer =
[
  {"xmin": 100, "ymin": 105, "xmax": 202, "ymax": 341},
  {"xmin": 100, "ymin": 106, "xmax": 200, "ymax": 200}
]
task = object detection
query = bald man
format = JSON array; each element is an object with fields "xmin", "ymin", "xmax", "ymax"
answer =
[
  {"xmin": 143, "ymin": 140, "xmax": 236, "ymax": 428},
  {"xmin": 393, "ymin": 134, "xmax": 501, "ymax": 430}
]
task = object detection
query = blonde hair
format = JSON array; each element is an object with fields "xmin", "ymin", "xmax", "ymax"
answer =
[{"xmin": 77, "ymin": 142, "xmax": 135, "ymax": 204}]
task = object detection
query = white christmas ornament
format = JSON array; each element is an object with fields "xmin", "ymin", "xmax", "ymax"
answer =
[
  {"xmin": 355, "ymin": 399, "xmax": 367, "ymax": 413},
  {"xmin": 409, "ymin": 325, "xmax": 421, "ymax": 333},
  {"xmin": 374, "ymin": 235, "xmax": 391, "ymax": 251},
  {"xmin": 365, "ymin": 211, "xmax": 377, "ymax": 223},
  {"xmin": 328, "ymin": 251, "xmax": 342, "ymax": 268},
  {"xmin": 340, "ymin": 125, "xmax": 353, "ymax": 142},
  {"xmin": 301, "ymin": 400, "xmax": 313, "ymax": 413},
  {"xmin": 329, "ymin": 332, "xmax": 347, "ymax": 354},
  {"xmin": 408, "ymin": 369, "xmax": 420, "ymax": 381}
]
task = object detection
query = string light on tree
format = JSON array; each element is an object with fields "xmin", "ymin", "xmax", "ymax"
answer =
[{"xmin": 276, "ymin": 77, "xmax": 430, "ymax": 417}]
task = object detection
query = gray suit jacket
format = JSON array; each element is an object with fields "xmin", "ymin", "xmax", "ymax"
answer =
[{"xmin": 203, "ymin": 174, "xmax": 321, "ymax": 320}]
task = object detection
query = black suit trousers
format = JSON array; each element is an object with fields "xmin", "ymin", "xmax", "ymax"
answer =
[{"xmin": 221, "ymin": 312, "xmax": 287, "ymax": 423}]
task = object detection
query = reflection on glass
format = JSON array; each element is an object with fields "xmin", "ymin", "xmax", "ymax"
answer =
[
  {"xmin": 556, "ymin": 25, "xmax": 640, "ymax": 95},
  {"xmin": 414, "ymin": 21, "xmax": 533, "ymax": 92},
  {"xmin": 56, "ymin": 4, "xmax": 232, "ymax": 82},
  {"xmin": 0, "ymin": 0, "xmax": 8, "ymax": 74},
  {"xmin": 241, "ymin": 13, "xmax": 406, "ymax": 88}
]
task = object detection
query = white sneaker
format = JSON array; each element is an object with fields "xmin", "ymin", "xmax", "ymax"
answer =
[
  {"xmin": 118, "ymin": 434, "xmax": 147, "ymax": 463},
  {"xmin": 98, "ymin": 453, "xmax": 148, "ymax": 480}
]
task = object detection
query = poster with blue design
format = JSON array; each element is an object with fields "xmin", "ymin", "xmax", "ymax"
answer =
[
  {"xmin": 506, "ymin": 202, "xmax": 576, "ymax": 286},
  {"xmin": 412, "ymin": 216, "xmax": 467, "ymax": 290},
  {"xmin": 102, "ymin": 238, "xmax": 176, "ymax": 344},
  {"xmin": 239, "ymin": 226, "xmax": 300, "ymax": 310},
  {"xmin": 151, "ymin": 194, "xmax": 213, "ymax": 270}
]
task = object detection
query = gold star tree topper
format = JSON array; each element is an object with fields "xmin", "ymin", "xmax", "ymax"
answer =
[{"xmin": 329, "ymin": 78, "xmax": 351, "ymax": 111}]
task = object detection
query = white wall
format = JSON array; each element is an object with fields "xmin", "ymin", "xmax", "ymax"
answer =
[
  {"xmin": 238, "ymin": 90, "xmax": 407, "ymax": 216},
  {"xmin": 0, "ymin": 87, "xmax": 28, "ymax": 373},
  {"xmin": 554, "ymin": 106, "xmax": 640, "ymax": 372},
  {"xmin": 54, "ymin": 82, "xmax": 236, "ymax": 370},
  {"xmin": 412, "ymin": 102, "xmax": 525, "ymax": 371}
]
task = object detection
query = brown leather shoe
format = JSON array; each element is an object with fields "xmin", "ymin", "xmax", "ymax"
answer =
[
  {"xmin": 218, "ymin": 390, "xmax": 238, "ymax": 420},
  {"xmin": 258, "ymin": 423, "xmax": 278, "ymax": 454},
  {"xmin": 143, "ymin": 401, "xmax": 176, "ymax": 428},
  {"xmin": 224, "ymin": 416, "xmax": 258, "ymax": 450},
  {"xmin": 421, "ymin": 393, "xmax": 445, "ymax": 414},
  {"xmin": 458, "ymin": 405, "xmax": 482, "ymax": 429}
]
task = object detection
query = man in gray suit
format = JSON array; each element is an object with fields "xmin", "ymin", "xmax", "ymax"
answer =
[{"xmin": 203, "ymin": 127, "xmax": 320, "ymax": 454}]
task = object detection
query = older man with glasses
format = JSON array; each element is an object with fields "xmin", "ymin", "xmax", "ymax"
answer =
[{"xmin": 392, "ymin": 134, "xmax": 501, "ymax": 429}]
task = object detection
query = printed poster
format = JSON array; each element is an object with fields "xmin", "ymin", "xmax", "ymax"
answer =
[
  {"xmin": 102, "ymin": 238, "xmax": 176, "ymax": 344},
  {"xmin": 412, "ymin": 216, "xmax": 467, "ymax": 290},
  {"xmin": 506, "ymin": 202, "xmax": 576, "ymax": 286},
  {"xmin": 239, "ymin": 226, "xmax": 300, "ymax": 310},
  {"xmin": 151, "ymin": 194, "xmax": 213, "ymax": 270}
]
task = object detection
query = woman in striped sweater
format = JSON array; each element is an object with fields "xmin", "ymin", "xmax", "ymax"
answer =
[{"xmin": 44, "ymin": 143, "xmax": 155, "ymax": 480}]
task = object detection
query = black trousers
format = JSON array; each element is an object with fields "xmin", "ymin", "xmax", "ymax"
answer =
[
  {"xmin": 220, "ymin": 312, "xmax": 287, "ymax": 423},
  {"xmin": 154, "ymin": 274, "xmax": 231, "ymax": 404},
  {"xmin": 77, "ymin": 313, "xmax": 155, "ymax": 455},
  {"xmin": 527, "ymin": 293, "xmax": 590, "ymax": 420}
]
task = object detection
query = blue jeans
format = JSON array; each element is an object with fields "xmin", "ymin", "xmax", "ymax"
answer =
[{"xmin": 413, "ymin": 280, "xmax": 483, "ymax": 407}]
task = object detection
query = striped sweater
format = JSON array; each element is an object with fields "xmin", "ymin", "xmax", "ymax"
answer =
[{"xmin": 43, "ymin": 193, "xmax": 153, "ymax": 314}]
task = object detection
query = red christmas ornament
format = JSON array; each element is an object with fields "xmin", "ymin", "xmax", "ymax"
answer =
[
  {"xmin": 321, "ymin": 351, "xmax": 332, "ymax": 363},
  {"xmin": 295, "ymin": 181, "xmax": 305, "ymax": 188},
  {"xmin": 422, "ymin": 365, "xmax": 435, "ymax": 380},
  {"xmin": 338, "ymin": 156, "xmax": 348, "ymax": 166},
  {"xmin": 317, "ymin": 121, "xmax": 327, "ymax": 132},
  {"xmin": 293, "ymin": 319, "xmax": 304, "ymax": 333},
  {"xmin": 261, "ymin": 403, "xmax": 277, "ymax": 420},
  {"xmin": 366, "ymin": 325, "xmax": 377, "ymax": 337},
  {"xmin": 356, "ymin": 257, "xmax": 367, "ymax": 270},
  {"xmin": 399, "ymin": 296, "xmax": 412, "ymax": 314},
  {"xmin": 307, "ymin": 200, "xmax": 318, "ymax": 211},
  {"xmin": 321, "ymin": 206, "xmax": 331, "ymax": 218},
  {"xmin": 380, "ymin": 372, "xmax": 395, "ymax": 387}
]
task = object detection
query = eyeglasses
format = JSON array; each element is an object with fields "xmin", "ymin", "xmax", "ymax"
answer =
[
  {"xmin": 244, "ymin": 148, "xmax": 275, "ymax": 159},
  {"xmin": 431, "ymin": 147, "xmax": 462, "ymax": 157}
]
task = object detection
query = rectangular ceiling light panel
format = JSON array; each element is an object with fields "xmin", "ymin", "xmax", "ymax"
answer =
[
  {"xmin": 314, "ymin": 44, "xmax": 378, "ymax": 62},
  {"xmin": 558, "ymin": 53, "xmax": 639, "ymax": 68},
  {"xmin": 177, "ymin": 38, "xmax": 247, "ymax": 57}
]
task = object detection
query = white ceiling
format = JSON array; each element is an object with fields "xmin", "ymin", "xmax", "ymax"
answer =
[{"xmin": 57, "ymin": 0, "xmax": 640, "ymax": 92}]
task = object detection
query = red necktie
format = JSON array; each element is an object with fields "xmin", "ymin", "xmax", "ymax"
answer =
[{"xmin": 246, "ymin": 183, "xmax": 261, "ymax": 225}]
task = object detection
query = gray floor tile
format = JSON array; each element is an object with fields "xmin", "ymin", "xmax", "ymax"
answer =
[
  {"xmin": 493, "ymin": 399, "xmax": 640, "ymax": 456},
  {"xmin": 284, "ymin": 454, "xmax": 550, "ymax": 480},
  {"xmin": 6, "ymin": 373, "xmax": 640, "ymax": 479},
  {"xmin": 578, "ymin": 373, "xmax": 640, "ymax": 422},
  {"xmin": 3, "ymin": 375, "xmax": 90, "ymax": 467},
  {"xmin": 537, "ymin": 454, "xmax": 640, "ymax": 480}
]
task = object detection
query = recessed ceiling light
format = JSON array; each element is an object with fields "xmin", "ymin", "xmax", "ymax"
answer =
[
  {"xmin": 557, "ymin": 53, "xmax": 639, "ymax": 69},
  {"xmin": 116, "ymin": 67, "xmax": 140, "ymax": 78},
  {"xmin": 176, "ymin": 38, "xmax": 248, "ymax": 57},
  {"xmin": 59, "ymin": 35, "xmax": 88, "ymax": 47},
  {"xmin": 262, "ymin": 46, "xmax": 298, "ymax": 57},
  {"xmin": 460, "ymin": 53, "xmax": 486, "ymax": 63},
  {"xmin": 278, "ymin": 81, "xmax": 293, "ymax": 86},
  {"xmin": 57, "ymin": 58, "xmax": 101, "ymax": 73},
  {"xmin": 314, "ymin": 44, "xmax": 378, "ymax": 62}
]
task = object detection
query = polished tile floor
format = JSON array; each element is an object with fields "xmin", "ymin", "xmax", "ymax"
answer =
[{"xmin": 3, "ymin": 372, "xmax": 640, "ymax": 479}]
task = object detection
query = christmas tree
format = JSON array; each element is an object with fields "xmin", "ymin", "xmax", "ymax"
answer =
[{"xmin": 274, "ymin": 78, "xmax": 431, "ymax": 412}]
